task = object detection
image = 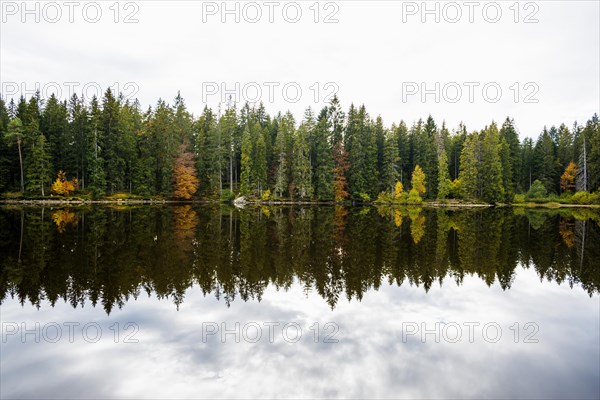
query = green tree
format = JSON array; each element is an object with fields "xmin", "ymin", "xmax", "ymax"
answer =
[
  {"xmin": 437, "ymin": 148, "xmax": 451, "ymax": 200},
  {"xmin": 292, "ymin": 120, "xmax": 313, "ymax": 199},
  {"xmin": 313, "ymin": 108, "xmax": 334, "ymax": 200},
  {"xmin": 347, "ymin": 105, "xmax": 378, "ymax": 199},
  {"xmin": 533, "ymin": 127, "xmax": 558, "ymax": 193},
  {"xmin": 499, "ymin": 117, "xmax": 520, "ymax": 193},
  {"xmin": 273, "ymin": 112, "xmax": 294, "ymax": 197},
  {"xmin": 87, "ymin": 96, "xmax": 106, "ymax": 196},
  {"xmin": 459, "ymin": 133, "xmax": 480, "ymax": 199},
  {"xmin": 26, "ymin": 133, "xmax": 52, "ymax": 196},
  {"xmin": 381, "ymin": 129, "xmax": 400, "ymax": 194},
  {"xmin": 479, "ymin": 123, "xmax": 505, "ymax": 203},
  {"xmin": 6, "ymin": 118, "xmax": 25, "ymax": 192}
]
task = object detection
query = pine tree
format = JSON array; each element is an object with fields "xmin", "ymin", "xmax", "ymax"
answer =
[
  {"xmin": 499, "ymin": 117, "xmax": 520, "ymax": 193},
  {"xmin": 292, "ymin": 121, "xmax": 313, "ymax": 199},
  {"xmin": 583, "ymin": 114, "xmax": 599, "ymax": 190},
  {"xmin": 381, "ymin": 130, "xmax": 399, "ymax": 194},
  {"xmin": 313, "ymin": 108, "xmax": 334, "ymax": 200},
  {"xmin": 254, "ymin": 128, "xmax": 268, "ymax": 195},
  {"xmin": 533, "ymin": 127, "xmax": 558, "ymax": 193},
  {"xmin": 0, "ymin": 99, "xmax": 12, "ymax": 192},
  {"xmin": 328, "ymin": 95, "xmax": 345, "ymax": 147},
  {"xmin": 437, "ymin": 148, "xmax": 451, "ymax": 199},
  {"xmin": 87, "ymin": 96, "xmax": 106, "ymax": 196},
  {"xmin": 26, "ymin": 133, "xmax": 52, "ymax": 196},
  {"xmin": 480, "ymin": 123, "xmax": 505, "ymax": 203},
  {"xmin": 240, "ymin": 124, "xmax": 253, "ymax": 196},
  {"xmin": 449, "ymin": 122, "xmax": 467, "ymax": 181},
  {"xmin": 273, "ymin": 112, "xmax": 294, "ymax": 197},
  {"xmin": 395, "ymin": 121, "xmax": 410, "ymax": 184},
  {"xmin": 347, "ymin": 105, "xmax": 378, "ymax": 199},
  {"xmin": 6, "ymin": 117, "xmax": 25, "ymax": 192},
  {"xmin": 42, "ymin": 94, "xmax": 72, "ymax": 174},
  {"xmin": 459, "ymin": 133, "xmax": 480, "ymax": 199}
]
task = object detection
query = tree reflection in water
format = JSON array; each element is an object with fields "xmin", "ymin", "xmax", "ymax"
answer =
[{"xmin": 0, "ymin": 205, "xmax": 598, "ymax": 314}]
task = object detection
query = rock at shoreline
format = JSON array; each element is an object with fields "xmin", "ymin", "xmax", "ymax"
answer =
[{"xmin": 233, "ymin": 196, "xmax": 247, "ymax": 208}]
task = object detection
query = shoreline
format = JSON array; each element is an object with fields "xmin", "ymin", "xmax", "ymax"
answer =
[{"xmin": 0, "ymin": 199, "xmax": 598, "ymax": 209}]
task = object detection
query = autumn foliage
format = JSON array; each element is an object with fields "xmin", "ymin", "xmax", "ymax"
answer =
[
  {"xmin": 411, "ymin": 165, "xmax": 426, "ymax": 195},
  {"xmin": 333, "ymin": 142, "xmax": 350, "ymax": 202},
  {"xmin": 52, "ymin": 209, "xmax": 78, "ymax": 233},
  {"xmin": 560, "ymin": 161, "xmax": 577, "ymax": 193},
  {"xmin": 51, "ymin": 170, "xmax": 78, "ymax": 196},
  {"xmin": 172, "ymin": 145, "xmax": 200, "ymax": 199}
]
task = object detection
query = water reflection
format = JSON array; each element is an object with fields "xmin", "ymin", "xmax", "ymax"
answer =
[{"xmin": 1, "ymin": 205, "xmax": 598, "ymax": 314}]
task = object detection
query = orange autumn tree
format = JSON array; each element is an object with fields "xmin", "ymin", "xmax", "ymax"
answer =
[
  {"xmin": 560, "ymin": 161, "xmax": 577, "ymax": 193},
  {"xmin": 333, "ymin": 142, "xmax": 350, "ymax": 202},
  {"xmin": 172, "ymin": 144, "xmax": 200, "ymax": 199},
  {"xmin": 51, "ymin": 170, "xmax": 78, "ymax": 196}
]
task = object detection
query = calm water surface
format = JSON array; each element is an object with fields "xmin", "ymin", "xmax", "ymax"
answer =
[{"xmin": 1, "ymin": 205, "xmax": 599, "ymax": 399}]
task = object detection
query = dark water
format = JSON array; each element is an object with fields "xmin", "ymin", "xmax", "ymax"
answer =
[{"xmin": 1, "ymin": 205, "xmax": 599, "ymax": 399}]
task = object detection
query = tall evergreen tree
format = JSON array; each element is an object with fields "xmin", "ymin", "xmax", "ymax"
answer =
[
  {"xmin": 381, "ymin": 129, "xmax": 400, "ymax": 194},
  {"xmin": 480, "ymin": 123, "xmax": 505, "ymax": 203},
  {"xmin": 292, "ymin": 119, "xmax": 313, "ymax": 199},
  {"xmin": 26, "ymin": 133, "xmax": 52, "ymax": 195},
  {"xmin": 437, "ymin": 147, "xmax": 451, "ymax": 199},
  {"xmin": 313, "ymin": 108, "xmax": 334, "ymax": 200},
  {"xmin": 459, "ymin": 132, "xmax": 480, "ymax": 199},
  {"xmin": 533, "ymin": 127, "xmax": 558, "ymax": 193}
]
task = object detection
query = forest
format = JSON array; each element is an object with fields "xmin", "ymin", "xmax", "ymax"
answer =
[{"xmin": 0, "ymin": 89, "xmax": 599, "ymax": 204}]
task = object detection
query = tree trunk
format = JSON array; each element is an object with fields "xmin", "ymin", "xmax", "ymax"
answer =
[{"xmin": 17, "ymin": 139, "xmax": 24, "ymax": 193}]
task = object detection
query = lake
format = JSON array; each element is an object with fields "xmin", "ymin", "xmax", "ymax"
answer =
[{"xmin": 1, "ymin": 205, "xmax": 599, "ymax": 399}]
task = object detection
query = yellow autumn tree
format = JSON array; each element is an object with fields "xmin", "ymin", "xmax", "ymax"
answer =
[
  {"xmin": 51, "ymin": 170, "xmax": 78, "ymax": 196},
  {"xmin": 393, "ymin": 181, "xmax": 403, "ymax": 201},
  {"xmin": 52, "ymin": 209, "xmax": 78, "ymax": 233},
  {"xmin": 411, "ymin": 165, "xmax": 426, "ymax": 195},
  {"xmin": 172, "ymin": 145, "xmax": 200, "ymax": 199},
  {"xmin": 560, "ymin": 161, "xmax": 577, "ymax": 193}
]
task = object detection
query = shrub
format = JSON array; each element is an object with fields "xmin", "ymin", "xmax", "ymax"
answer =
[
  {"xmin": 376, "ymin": 191, "xmax": 392, "ymax": 203},
  {"xmin": 526, "ymin": 180, "xmax": 547, "ymax": 199},
  {"xmin": 571, "ymin": 191, "xmax": 598, "ymax": 205},
  {"xmin": 51, "ymin": 171, "xmax": 78, "ymax": 196},
  {"xmin": 407, "ymin": 188, "xmax": 422, "ymax": 204},
  {"xmin": 220, "ymin": 189, "xmax": 235, "ymax": 202},
  {"xmin": 261, "ymin": 188, "xmax": 271, "ymax": 201},
  {"xmin": 513, "ymin": 194, "xmax": 526, "ymax": 204},
  {"xmin": 1, "ymin": 192, "xmax": 23, "ymax": 200},
  {"xmin": 449, "ymin": 179, "xmax": 462, "ymax": 199}
]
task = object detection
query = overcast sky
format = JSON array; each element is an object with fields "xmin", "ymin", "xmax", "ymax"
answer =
[{"xmin": 1, "ymin": 0, "xmax": 599, "ymax": 139}]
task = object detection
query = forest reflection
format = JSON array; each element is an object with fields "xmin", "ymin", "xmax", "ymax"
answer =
[{"xmin": 1, "ymin": 205, "xmax": 598, "ymax": 314}]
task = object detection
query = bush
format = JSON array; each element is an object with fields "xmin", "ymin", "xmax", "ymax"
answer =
[
  {"xmin": 513, "ymin": 194, "xmax": 526, "ymax": 204},
  {"xmin": 357, "ymin": 192, "xmax": 371, "ymax": 203},
  {"xmin": 376, "ymin": 191, "xmax": 392, "ymax": 203},
  {"xmin": 105, "ymin": 192, "xmax": 143, "ymax": 200},
  {"xmin": 527, "ymin": 180, "xmax": 547, "ymax": 199},
  {"xmin": 220, "ymin": 189, "xmax": 235, "ymax": 202},
  {"xmin": 1, "ymin": 192, "xmax": 23, "ymax": 200},
  {"xmin": 449, "ymin": 179, "xmax": 462, "ymax": 199},
  {"xmin": 571, "ymin": 191, "xmax": 598, "ymax": 205},
  {"xmin": 261, "ymin": 188, "xmax": 271, "ymax": 201},
  {"xmin": 407, "ymin": 188, "xmax": 422, "ymax": 204}
]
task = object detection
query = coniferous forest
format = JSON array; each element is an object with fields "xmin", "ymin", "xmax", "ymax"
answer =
[{"xmin": 1, "ymin": 89, "xmax": 599, "ymax": 204}]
